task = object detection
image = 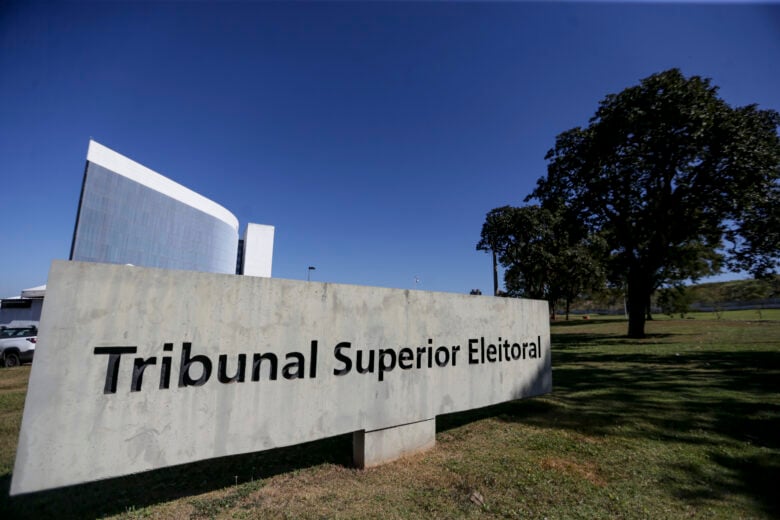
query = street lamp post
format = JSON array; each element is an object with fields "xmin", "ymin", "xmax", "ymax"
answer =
[{"xmin": 307, "ymin": 266, "xmax": 316, "ymax": 281}]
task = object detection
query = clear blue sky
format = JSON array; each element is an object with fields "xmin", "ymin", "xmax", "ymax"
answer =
[{"xmin": 1, "ymin": 1, "xmax": 779, "ymax": 298}]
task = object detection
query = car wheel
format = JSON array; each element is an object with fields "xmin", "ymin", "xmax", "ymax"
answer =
[{"xmin": 4, "ymin": 352, "xmax": 20, "ymax": 368}]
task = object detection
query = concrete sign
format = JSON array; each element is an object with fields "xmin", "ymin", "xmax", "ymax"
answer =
[{"xmin": 11, "ymin": 261, "xmax": 551, "ymax": 495}]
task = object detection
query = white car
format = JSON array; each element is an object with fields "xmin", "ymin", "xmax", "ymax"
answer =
[{"xmin": 0, "ymin": 326, "xmax": 37, "ymax": 367}]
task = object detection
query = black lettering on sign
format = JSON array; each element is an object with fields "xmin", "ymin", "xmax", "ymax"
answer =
[
  {"xmin": 333, "ymin": 342, "xmax": 352, "ymax": 376},
  {"xmin": 179, "ymin": 343, "xmax": 212, "ymax": 387},
  {"xmin": 131, "ymin": 357, "xmax": 157, "ymax": 392},
  {"xmin": 94, "ymin": 346, "xmax": 138, "ymax": 394},
  {"xmin": 159, "ymin": 343, "xmax": 173, "ymax": 389},
  {"xmin": 252, "ymin": 352, "xmax": 278, "ymax": 381},
  {"xmin": 218, "ymin": 354, "xmax": 246, "ymax": 383},
  {"xmin": 92, "ymin": 335, "xmax": 544, "ymax": 393}
]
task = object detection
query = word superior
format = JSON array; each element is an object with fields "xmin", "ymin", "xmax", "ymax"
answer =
[{"xmin": 93, "ymin": 336, "xmax": 543, "ymax": 394}]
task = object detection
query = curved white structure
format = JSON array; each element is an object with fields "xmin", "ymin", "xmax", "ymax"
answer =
[
  {"xmin": 86, "ymin": 141, "xmax": 238, "ymax": 231},
  {"xmin": 71, "ymin": 141, "xmax": 241, "ymax": 275}
]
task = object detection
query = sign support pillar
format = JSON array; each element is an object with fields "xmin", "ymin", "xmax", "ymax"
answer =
[{"xmin": 353, "ymin": 418, "xmax": 436, "ymax": 468}]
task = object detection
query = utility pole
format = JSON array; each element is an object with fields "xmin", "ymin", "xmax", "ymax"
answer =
[{"xmin": 492, "ymin": 249, "xmax": 498, "ymax": 296}]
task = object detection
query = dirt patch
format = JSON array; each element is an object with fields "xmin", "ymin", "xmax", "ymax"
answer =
[{"xmin": 540, "ymin": 457, "xmax": 607, "ymax": 487}]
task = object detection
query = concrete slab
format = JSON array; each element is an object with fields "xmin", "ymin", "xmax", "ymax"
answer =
[
  {"xmin": 354, "ymin": 418, "xmax": 436, "ymax": 468},
  {"xmin": 11, "ymin": 261, "xmax": 551, "ymax": 494}
]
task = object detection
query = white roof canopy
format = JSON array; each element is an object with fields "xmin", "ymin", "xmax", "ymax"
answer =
[{"xmin": 21, "ymin": 285, "xmax": 46, "ymax": 298}]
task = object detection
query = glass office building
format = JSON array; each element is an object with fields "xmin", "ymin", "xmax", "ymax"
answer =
[{"xmin": 70, "ymin": 141, "xmax": 240, "ymax": 275}]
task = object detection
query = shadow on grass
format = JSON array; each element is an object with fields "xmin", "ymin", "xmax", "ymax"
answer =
[
  {"xmin": 443, "ymin": 328, "xmax": 780, "ymax": 517},
  {"xmin": 0, "ymin": 433, "xmax": 352, "ymax": 519},
  {"xmin": 666, "ymin": 452, "xmax": 780, "ymax": 516}
]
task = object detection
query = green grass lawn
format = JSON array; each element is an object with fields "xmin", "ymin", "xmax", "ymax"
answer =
[{"xmin": 1, "ymin": 311, "xmax": 778, "ymax": 519}]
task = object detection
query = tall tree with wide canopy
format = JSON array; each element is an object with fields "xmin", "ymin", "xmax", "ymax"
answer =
[{"xmin": 531, "ymin": 69, "xmax": 780, "ymax": 338}]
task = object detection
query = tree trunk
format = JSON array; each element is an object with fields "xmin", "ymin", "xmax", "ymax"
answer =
[
  {"xmin": 627, "ymin": 270, "xmax": 650, "ymax": 338},
  {"xmin": 628, "ymin": 301, "xmax": 646, "ymax": 338}
]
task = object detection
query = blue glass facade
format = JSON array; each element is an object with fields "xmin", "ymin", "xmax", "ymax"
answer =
[{"xmin": 71, "ymin": 162, "xmax": 238, "ymax": 274}]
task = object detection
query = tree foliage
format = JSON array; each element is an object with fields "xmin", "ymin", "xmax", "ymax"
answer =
[
  {"xmin": 477, "ymin": 205, "xmax": 605, "ymax": 318},
  {"xmin": 657, "ymin": 285, "xmax": 694, "ymax": 318},
  {"xmin": 529, "ymin": 69, "xmax": 780, "ymax": 337}
]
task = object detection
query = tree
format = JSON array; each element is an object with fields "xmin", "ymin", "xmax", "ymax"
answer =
[
  {"xmin": 555, "ymin": 233, "xmax": 607, "ymax": 320},
  {"xmin": 531, "ymin": 69, "xmax": 780, "ymax": 337},
  {"xmin": 477, "ymin": 205, "xmax": 605, "ymax": 319},
  {"xmin": 726, "ymin": 181, "xmax": 780, "ymax": 278},
  {"xmin": 477, "ymin": 205, "xmax": 553, "ymax": 302},
  {"xmin": 657, "ymin": 285, "xmax": 694, "ymax": 318},
  {"xmin": 476, "ymin": 205, "xmax": 514, "ymax": 296}
]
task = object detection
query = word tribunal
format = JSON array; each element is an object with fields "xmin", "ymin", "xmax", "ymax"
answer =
[{"xmin": 94, "ymin": 336, "xmax": 544, "ymax": 393}]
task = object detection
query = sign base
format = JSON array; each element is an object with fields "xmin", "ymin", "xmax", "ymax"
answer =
[{"xmin": 353, "ymin": 418, "xmax": 436, "ymax": 468}]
